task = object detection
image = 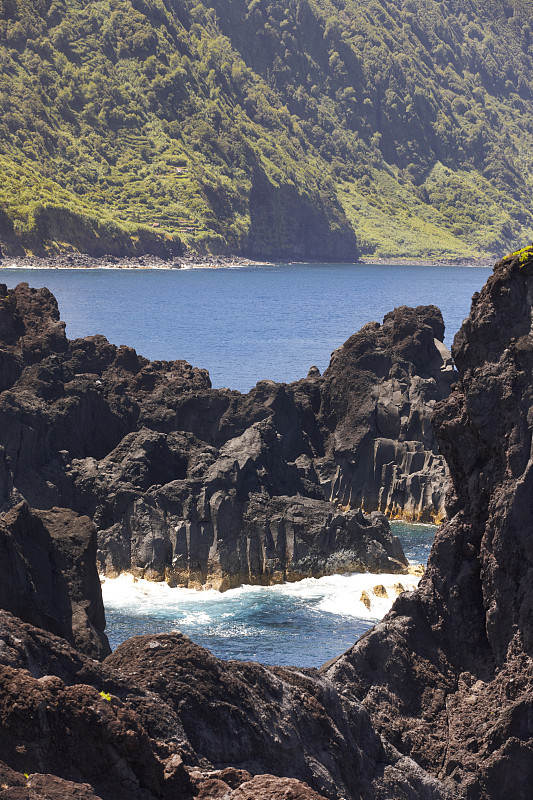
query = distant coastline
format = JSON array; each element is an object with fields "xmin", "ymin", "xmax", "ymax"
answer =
[
  {"xmin": 0, "ymin": 253, "xmax": 273, "ymax": 270},
  {"xmin": 0, "ymin": 252, "xmax": 494, "ymax": 270},
  {"xmin": 359, "ymin": 255, "xmax": 494, "ymax": 268}
]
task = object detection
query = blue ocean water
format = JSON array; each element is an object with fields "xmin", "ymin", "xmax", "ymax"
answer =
[
  {"xmin": 0, "ymin": 262, "xmax": 491, "ymax": 393},
  {"xmin": 390, "ymin": 520, "xmax": 437, "ymax": 565},
  {"xmin": 102, "ymin": 522, "xmax": 436, "ymax": 667},
  {"xmin": 1, "ymin": 261, "xmax": 481, "ymax": 664}
]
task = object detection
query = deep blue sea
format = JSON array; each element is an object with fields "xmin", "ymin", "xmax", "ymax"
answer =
[
  {"xmin": 1, "ymin": 262, "xmax": 490, "ymax": 665},
  {"xmin": 1, "ymin": 262, "xmax": 491, "ymax": 393}
]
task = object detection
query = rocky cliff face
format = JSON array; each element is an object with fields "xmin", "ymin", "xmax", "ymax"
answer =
[
  {"xmin": 0, "ymin": 283, "xmax": 453, "ymax": 589},
  {"xmin": 323, "ymin": 249, "xmax": 533, "ymax": 798},
  {"xmin": 246, "ymin": 169, "xmax": 359, "ymax": 261},
  {"xmin": 317, "ymin": 304, "xmax": 454, "ymax": 521},
  {"xmin": 0, "ymin": 501, "xmax": 109, "ymax": 659},
  {"xmin": 1, "ymin": 255, "xmax": 532, "ymax": 799}
]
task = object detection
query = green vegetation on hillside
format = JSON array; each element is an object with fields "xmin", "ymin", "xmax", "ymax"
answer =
[{"xmin": 1, "ymin": 0, "xmax": 533, "ymax": 259}]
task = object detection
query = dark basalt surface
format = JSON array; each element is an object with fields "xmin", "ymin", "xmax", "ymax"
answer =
[
  {"xmin": 323, "ymin": 250, "xmax": 533, "ymax": 798},
  {"xmin": 1, "ymin": 253, "xmax": 532, "ymax": 799},
  {"xmin": 0, "ymin": 281, "xmax": 453, "ymax": 589},
  {"xmin": 319, "ymin": 304, "xmax": 454, "ymax": 521},
  {"xmin": 0, "ymin": 610, "xmax": 450, "ymax": 800},
  {"xmin": 0, "ymin": 501, "xmax": 109, "ymax": 659}
]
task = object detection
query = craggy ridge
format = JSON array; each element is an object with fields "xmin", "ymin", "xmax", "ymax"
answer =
[
  {"xmin": 0, "ymin": 281, "xmax": 453, "ymax": 601},
  {"xmin": 1, "ymin": 252, "xmax": 532, "ymax": 799},
  {"xmin": 324, "ymin": 249, "xmax": 533, "ymax": 797}
]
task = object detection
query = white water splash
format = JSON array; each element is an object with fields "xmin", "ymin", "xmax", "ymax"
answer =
[{"xmin": 101, "ymin": 570, "xmax": 421, "ymax": 622}]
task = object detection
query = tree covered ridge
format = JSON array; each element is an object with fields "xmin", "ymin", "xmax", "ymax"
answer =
[{"xmin": 0, "ymin": 0, "xmax": 532, "ymax": 259}]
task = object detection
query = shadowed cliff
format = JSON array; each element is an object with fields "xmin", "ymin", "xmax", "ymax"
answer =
[{"xmin": 323, "ymin": 248, "xmax": 533, "ymax": 798}]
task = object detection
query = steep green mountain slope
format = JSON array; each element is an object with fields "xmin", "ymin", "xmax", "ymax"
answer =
[{"xmin": 1, "ymin": 0, "xmax": 533, "ymax": 259}]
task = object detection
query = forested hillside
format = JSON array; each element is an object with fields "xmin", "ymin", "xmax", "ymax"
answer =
[{"xmin": 1, "ymin": 0, "xmax": 533, "ymax": 259}]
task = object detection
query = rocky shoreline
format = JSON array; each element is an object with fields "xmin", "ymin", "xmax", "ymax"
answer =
[
  {"xmin": 0, "ymin": 282, "xmax": 453, "ymax": 597},
  {"xmin": 322, "ymin": 247, "xmax": 533, "ymax": 796},
  {"xmin": 0, "ymin": 253, "xmax": 274, "ymax": 270},
  {"xmin": 1, "ymin": 250, "xmax": 532, "ymax": 799},
  {"xmin": 360, "ymin": 255, "xmax": 494, "ymax": 268},
  {"xmin": 0, "ymin": 252, "xmax": 493, "ymax": 269}
]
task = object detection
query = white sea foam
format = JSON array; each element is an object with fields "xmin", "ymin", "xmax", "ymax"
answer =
[
  {"xmin": 101, "ymin": 570, "xmax": 421, "ymax": 623},
  {"xmin": 266, "ymin": 572, "xmax": 419, "ymax": 620},
  {"xmin": 181, "ymin": 610, "xmax": 213, "ymax": 625},
  {"xmin": 101, "ymin": 573, "xmax": 225, "ymax": 612}
]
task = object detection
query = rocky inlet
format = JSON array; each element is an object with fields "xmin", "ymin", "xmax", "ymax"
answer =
[
  {"xmin": 0, "ymin": 282, "xmax": 453, "ymax": 592},
  {"xmin": 0, "ymin": 250, "xmax": 532, "ymax": 798}
]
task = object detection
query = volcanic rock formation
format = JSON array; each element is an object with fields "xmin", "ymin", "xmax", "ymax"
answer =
[
  {"xmin": 0, "ymin": 282, "xmax": 453, "ymax": 589},
  {"xmin": 0, "ymin": 501, "xmax": 109, "ymax": 659},
  {"xmin": 0, "ymin": 252, "xmax": 532, "ymax": 799},
  {"xmin": 323, "ymin": 249, "xmax": 533, "ymax": 798},
  {"xmin": 318, "ymin": 304, "xmax": 454, "ymax": 520},
  {"xmin": 0, "ymin": 609, "xmax": 451, "ymax": 800}
]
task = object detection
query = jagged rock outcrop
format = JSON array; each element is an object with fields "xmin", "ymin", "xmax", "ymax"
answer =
[
  {"xmin": 0, "ymin": 282, "xmax": 454, "ymax": 588},
  {"xmin": 317, "ymin": 305, "xmax": 455, "ymax": 521},
  {"xmin": 323, "ymin": 249, "xmax": 533, "ymax": 798},
  {"xmin": 91, "ymin": 422, "xmax": 406, "ymax": 589},
  {"xmin": 0, "ymin": 762, "xmax": 103, "ymax": 800},
  {"xmin": 0, "ymin": 609, "xmax": 452, "ymax": 800},
  {"xmin": 2, "ymin": 255, "xmax": 533, "ymax": 799},
  {"xmin": 0, "ymin": 501, "xmax": 109, "ymax": 659}
]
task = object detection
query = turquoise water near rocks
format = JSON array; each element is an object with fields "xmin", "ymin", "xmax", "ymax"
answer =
[
  {"xmin": 389, "ymin": 520, "xmax": 437, "ymax": 565},
  {"xmin": 102, "ymin": 522, "xmax": 436, "ymax": 667},
  {"xmin": 0, "ymin": 262, "xmax": 491, "ymax": 393},
  {"xmin": 1, "ymin": 261, "xmax": 483, "ymax": 664}
]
